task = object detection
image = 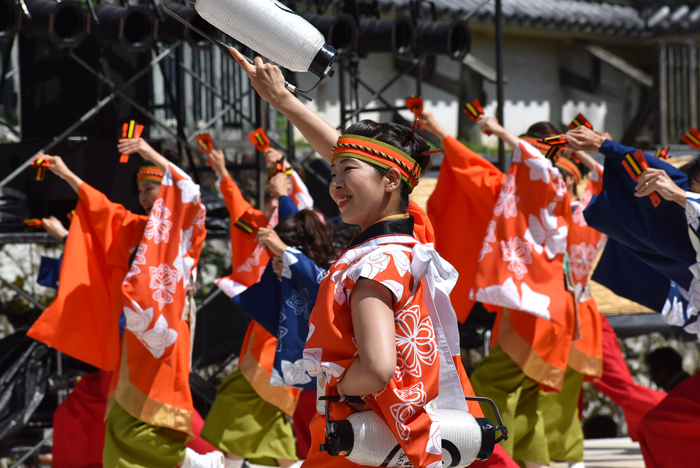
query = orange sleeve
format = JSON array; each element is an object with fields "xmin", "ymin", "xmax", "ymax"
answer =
[
  {"xmin": 28, "ymin": 183, "xmax": 147, "ymax": 370},
  {"xmin": 442, "ymin": 136, "xmax": 507, "ymax": 197}
]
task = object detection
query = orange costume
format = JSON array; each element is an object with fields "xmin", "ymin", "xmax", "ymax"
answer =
[
  {"xmin": 567, "ymin": 162, "xmax": 606, "ymax": 379},
  {"xmin": 214, "ymin": 175, "xmax": 299, "ymax": 414},
  {"xmin": 29, "ymin": 163, "xmax": 207, "ymax": 466},
  {"xmin": 427, "ymin": 136, "xmax": 507, "ymax": 322},
  {"xmin": 302, "ymin": 134, "xmax": 493, "ymax": 468}
]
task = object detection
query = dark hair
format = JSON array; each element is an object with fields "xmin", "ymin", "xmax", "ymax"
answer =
[
  {"xmin": 683, "ymin": 155, "xmax": 700, "ymax": 190},
  {"xmin": 162, "ymin": 149, "xmax": 183, "ymax": 166},
  {"xmin": 275, "ymin": 209, "xmax": 338, "ymax": 267},
  {"xmin": 342, "ymin": 120, "xmax": 432, "ymax": 212},
  {"xmin": 526, "ymin": 122, "xmax": 560, "ymax": 139},
  {"xmin": 646, "ymin": 347, "xmax": 683, "ymax": 374}
]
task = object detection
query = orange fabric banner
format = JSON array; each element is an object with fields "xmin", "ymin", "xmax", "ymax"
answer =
[
  {"xmin": 28, "ymin": 184, "xmax": 147, "ymax": 370},
  {"xmin": 427, "ymin": 136, "xmax": 507, "ymax": 322}
]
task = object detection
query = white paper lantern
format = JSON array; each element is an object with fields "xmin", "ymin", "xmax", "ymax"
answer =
[
  {"xmin": 194, "ymin": 0, "xmax": 337, "ymax": 77},
  {"xmin": 341, "ymin": 409, "xmax": 485, "ymax": 467}
]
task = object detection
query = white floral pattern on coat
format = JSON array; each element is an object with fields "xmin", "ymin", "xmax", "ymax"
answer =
[
  {"xmin": 124, "ymin": 243, "xmax": 147, "ymax": 283},
  {"xmin": 389, "ymin": 382, "xmax": 428, "ymax": 441},
  {"xmin": 524, "ymin": 156, "xmax": 558, "ymax": 184},
  {"xmin": 144, "ymin": 199, "xmax": 173, "ymax": 244},
  {"xmin": 572, "ymin": 190, "xmax": 593, "ymax": 227},
  {"xmin": 149, "ymin": 263, "xmax": 178, "ymax": 310},
  {"xmin": 395, "ymin": 305, "xmax": 437, "ymax": 380},
  {"xmin": 270, "ymin": 359, "xmax": 312, "ymax": 386},
  {"xmin": 525, "ymin": 208, "xmax": 568, "ymax": 259},
  {"xmin": 176, "ymin": 178, "xmax": 201, "ymax": 205},
  {"xmin": 124, "ymin": 300, "xmax": 177, "ymax": 359},
  {"xmin": 479, "ymin": 221, "xmax": 497, "ymax": 262},
  {"xmin": 286, "ymin": 288, "xmax": 312, "ymax": 320},
  {"xmin": 569, "ymin": 242, "xmax": 597, "ymax": 281},
  {"xmin": 173, "ymin": 227, "xmax": 195, "ymax": 287},
  {"xmin": 493, "ymin": 174, "xmax": 519, "ymax": 218},
  {"xmin": 500, "ymin": 236, "xmax": 533, "ymax": 280}
]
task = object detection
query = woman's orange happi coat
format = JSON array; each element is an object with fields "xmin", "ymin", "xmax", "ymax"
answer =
[
  {"xmin": 429, "ymin": 137, "xmax": 579, "ymax": 391},
  {"xmin": 30, "ymin": 165, "xmax": 207, "ymax": 437}
]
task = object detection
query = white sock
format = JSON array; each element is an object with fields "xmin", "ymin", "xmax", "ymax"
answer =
[
  {"xmin": 569, "ymin": 462, "xmax": 585, "ymax": 468},
  {"xmin": 224, "ymin": 457, "xmax": 245, "ymax": 468},
  {"xmin": 181, "ymin": 448, "xmax": 226, "ymax": 468}
]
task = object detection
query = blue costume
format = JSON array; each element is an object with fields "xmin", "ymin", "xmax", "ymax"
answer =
[
  {"xmin": 584, "ymin": 139, "xmax": 700, "ymax": 336},
  {"xmin": 232, "ymin": 196, "xmax": 326, "ymax": 390}
]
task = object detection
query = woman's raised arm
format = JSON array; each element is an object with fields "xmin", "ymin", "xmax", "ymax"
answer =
[{"xmin": 229, "ymin": 47, "xmax": 340, "ymax": 162}]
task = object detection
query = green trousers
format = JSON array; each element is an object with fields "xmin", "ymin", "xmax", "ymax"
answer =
[
  {"xmin": 538, "ymin": 366, "xmax": 585, "ymax": 463},
  {"xmin": 470, "ymin": 343, "xmax": 550, "ymax": 465},
  {"xmin": 200, "ymin": 369, "xmax": 297, "ymax": 466},
  {"xmin": 103, "ymin": 401, "xmax": 189, "ymax": 468}
]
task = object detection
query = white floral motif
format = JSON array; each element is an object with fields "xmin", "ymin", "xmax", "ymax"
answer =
[
  {"xmin": 553, "ymin": 177, "xmax": 567, "ymax": 202},
  {"xmin": 390, "ymin": 383, "xmax": 428, "ymax": 441},
  {"xmin": 520, "ymin": 282, "xmax": 551, "ymax": 319},
  {"xmin": 286, "ymin": 288, "xmax": 311, "ymax": 319},
  {"xmin": 474, "ymin": 277, "xmax": 520, "ymax": 309},
  {"xmin": 349, "ymin": 251, "xmax": 392, "ymax": 282},
  {"xmin": 124, "ymin": 244, "xmax": 147, "ymax": 283},
  {"xmin": 141, "ymin": 315, "xmax": 178, "ymax": 358},
  {"xmin": 525, "ymin": 208, "xmax": 568, "ymax": 259},
  {"xmin": 236, "ymin": 246, "xmax": 264, "ymax": 273},
  {"xmin": 149, "ymin": 263, "xmax": 177, "ymax": 310},
  {"xmin": 173, "ymin": 227, "xmax": 195, "ymax": 287},
  {"xmin": 425, "ymin": 406, "xmax": 442, "ymax": 456},
  {"xmin": 124, "ymin": 301, "xmax": 177, "ymax": 358},
  {"xmin": 270, "ymin": 359, "xmax": 312, "ymax": 387},
  {"xmin": 395, "ymin": 305, "xmax": 436, "ymax": 380},
  {"xmin": 525, "ymin": 157, "xmax": 558, "ymax": 184},
  {"xmin": 569, "ymin": 242, "xmax": 597, "ymax": 281},
  {"xmin": 381, "ymin": 280, "xmax": 405, "ymax": 302},
  {"xmin": 192, "ymin": 206, "xmax": 206, "ymax": 230},
  {"xmin": 500, "ymin": 237, "xmax": 533, "ymax": 280},
  {"xmin": 493, "ymin": 174, "xmax": 519, "ymax": 218},
  {"xmin": 177, "ymin": 178, "xmax": 200, "ymax": 204},
  {"xmin": 479, "ymin": 221, "xmax": 497, "ymax": 262},
  {"xmin": 687, "ymin": 195, "xmax": 700, "ymax": 231},
  {"xmin": 144, "ymin": 199, "xmax": 173, "ymax": 244},
  {"xmin": 573, "ymin": 190, "xmax": 593, "ymax": 227}
]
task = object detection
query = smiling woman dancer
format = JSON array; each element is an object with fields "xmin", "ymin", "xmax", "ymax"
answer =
[{"xmin": 228, "ymin": 48, "xmax": 493, "ymax": 468}]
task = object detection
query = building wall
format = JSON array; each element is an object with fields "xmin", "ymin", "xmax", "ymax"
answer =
[{"xmin": 294, "ymin": 28, "xmax": 650, "ymax": 146}]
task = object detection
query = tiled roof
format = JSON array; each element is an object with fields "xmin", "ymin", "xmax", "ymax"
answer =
[{"xmin": 377, "ymin": 0, "xmax": 648, "ymax": 36}]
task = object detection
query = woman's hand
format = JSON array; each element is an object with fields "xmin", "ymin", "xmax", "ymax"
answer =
[
  {"xmin": 41, "ymin": 216, "xmax": 69, "ymax": 239},
  {"xmin": 565, "ymin": 127, "xmax": 607, "ymax": 152},
  {"xmin": 41, "ymin": 154, "xmax": 83, "ymax": 193},
  {"xmin": 256, "ymin": 227, "xmax": 287, "ymax": 257},
  {"xmin": 271, "ymin": 255, "xmax": 284, "ymax": 280},
  {"xmin": 264, "ymin": 147, "xmax": 288, "ymax": 168},
  {"xmin": 117, "ymin": 138, "xmax": 169, "ymax": 172},
  {"xmin": 229, "ymin": 47, "xmax": 292, "ymax": 108},
  {"xmin": 635, "ymin": 168, "xmax": 686, "ymax": 207},
  {"xmin": 269, "ymin": 172, "xmax": 291, "ymax": 198},
  {"xmin": 207, "ymin": 149, "xmax": 229, "ymax": 179},
  {"xmin": 419, "ymin": 112, "xmax": 448, "ymax": 141},
  {"xmin": 476, "ymin": 115, "xmax": 503, "ymax": 137}
]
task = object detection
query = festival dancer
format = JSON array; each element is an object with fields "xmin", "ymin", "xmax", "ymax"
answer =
[
  {"xmin": 201, "ymin": 149, "xmax": 331, "ymax": 468},
  {"xmin": 437, "ymin": 114, "xmax": 575, "ymax": 468},
  {"xmin": 28, "ymin": 139, "xmax": 224, "ymax": 468},
  {"xmin": 229, "ymin": 47, "xmax": 498, "ymax": 468},
  {"xmin": 422, "ymin": 113, "xmax": 604, "ymax": 467},
  {"xmin": 566, "ymin": 129, "xmax": 699, "ymax": 467}
]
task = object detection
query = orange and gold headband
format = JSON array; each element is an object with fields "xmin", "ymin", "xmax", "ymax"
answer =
[
  {"xmin": 137, "ymin": 165, "xmax": 164, "ymax": 183},
  {"xmin": 332, "ymin": 134, "xmax": 421, "ymax": 191},
  {"xmin": 555, "ymin": 157, "xmax": 582, "ymax": 183}
]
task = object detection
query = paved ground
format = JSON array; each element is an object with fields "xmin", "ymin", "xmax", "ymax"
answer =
[
  {"xmin": 246, "ymin": 437, "xmax": 645, "ymax": 468},
  {"xmin": 551, "ymin": 437, "xmax": 645, "ymax": 468}
]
